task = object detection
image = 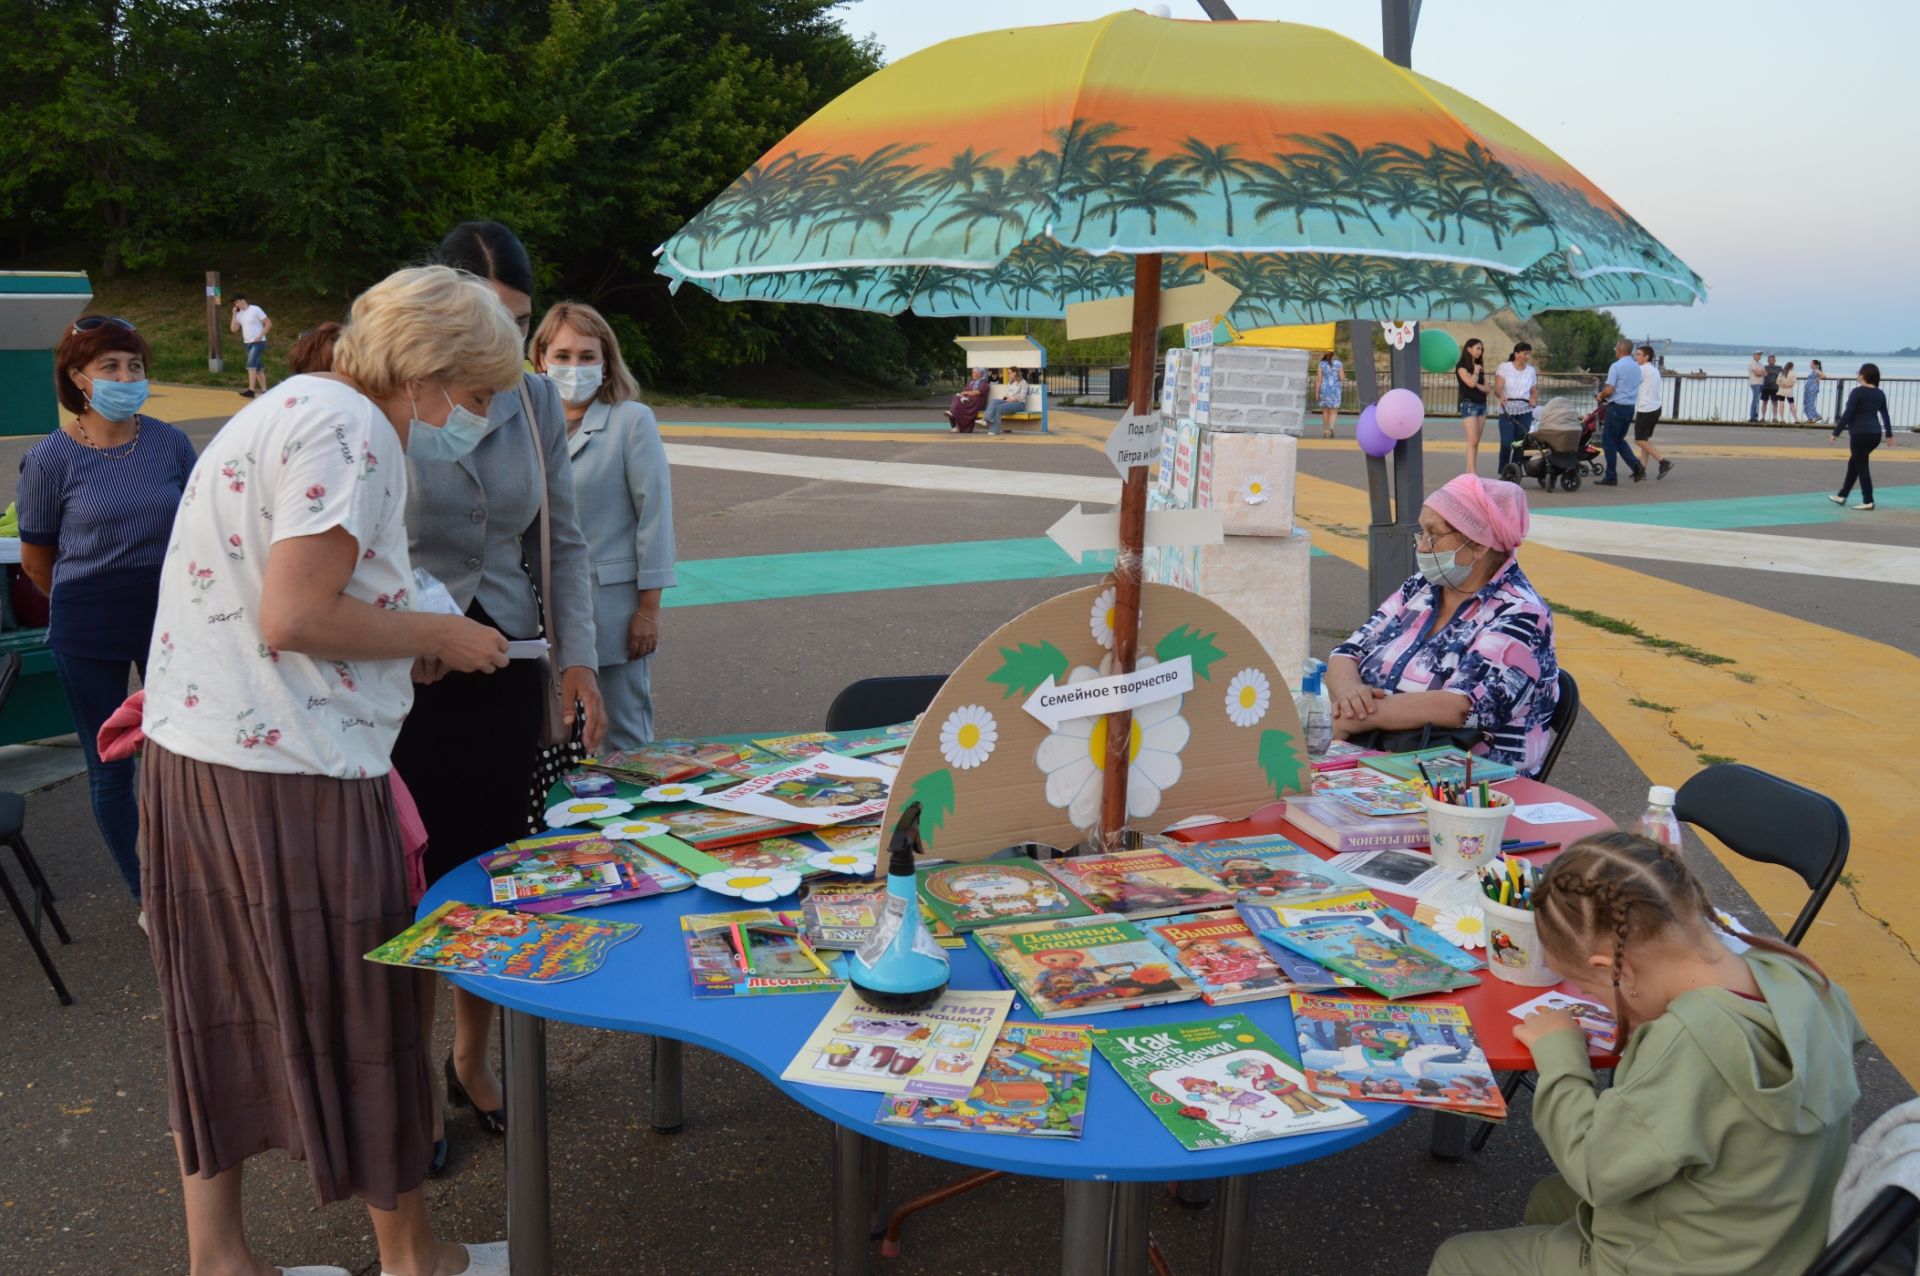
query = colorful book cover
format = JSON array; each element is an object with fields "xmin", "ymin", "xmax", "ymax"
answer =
[
  {"xmin": 366, "ymin": 901, "xmax": 638, "ymax": 982},
  {"xmin": 1092, "ymin": 1013, "xmax": 1365, "ymax": 1150},
  {"xmin": 647, "ymin": 738, "xmax": 782, "ymax": 776},
  {"xmin": 826, "ymin": 721, "xmax": 917, "ymax": 758},
  {"xmin": 1259, "ymin": 920, "xmax": 1479, "ymax": 999},
  {"xmin": 973, "ymin": 913, "xmax": 1202, "ymax": 1019},
  {"xmin": 1310, "ymin": 763, "xmax": 1405, "ymax": 794},
  {"xmin": 1508, "ymin": 990, "xmax": 1619, "ymax": 1052},
  {"xmin": 752, "ymin": 731, "xmax": 839, "ymax": 761},
  {"xmin": 680, "ymin": 908, "xmax": 847, "ymax": 997},
  {"xmin": 802, "ymin": 881, "xmax": 889, "ymax": 951},
  {"xmin": 705, "ymin": 835, "xmax": 827, "ymax": 877},
  {"xmin": 691, "ymin": 753, "xmax": 895, "ymax": 827},
  {"xmin": 1170, "ymin": 837, "xmax": 1368, "ymax": 905},
  {"xmin": 1040, "ymin": 849, "xmax": 1239, "ymax": 920},
  {"xmin": 798, "ymin": 823, "xmax": 881, "ymax": 857},
  {"xmin": 584, "ymin": 746, "xmax": 710, "ymax": 786},
  {"xmin": 1274, "ymin": 892, "xmax": 1483, "ymax": 973},
  {"xmin": 781, "ymin": 987, "xmax": 1014, "ymax": 1098},
  {"xmin": 1323, "ymin": 781, "xmax": 1429, "ymax": 818},
  {"xmin": 875, "ymin": 1022, "xmax": 1092, "ymax": 1139},
  {"xmin": 1140, "ymin": 911, "xmax": 1295, "ymax": 1005},
  {"xmin": 476, "ymin": 833, "xmax": 684, "ymax": 912},
  {"xmin": 624, "ymin": 803, "xmax": 811, "ymax": 851},
  {"xmin": 917, "ymin": 861, "xmax": 1095, "ymax": 934},
  {"xmin": 1310, "ymin": 741, "xmax": 1384, "ymax": 772},
  {"xmin": 920, "ymin": 900, "xmax": 965, "ymax": 948},
  {"xmin": 1361, "ymin": 747, "xmax": 1517, "ymax": 786},
  {"xmin": 1291, "ymin": 994, "xmax": 1507, "ymax": 1120},
  {"xmin": 1232, "ymin": 902, "xmax": 1349, "ymax": 990},
  {"xmin": 489, "ymin": 860, "xmax": 629, "ymax": 904},
  {"xmin": 1281, "ymin": 795, "xmax": 1428, "ymax": 853}
]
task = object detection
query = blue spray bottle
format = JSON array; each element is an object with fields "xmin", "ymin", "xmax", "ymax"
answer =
[{"xmin": 849, "ymin": 802, "xmax": 950, "ymax": 1012}]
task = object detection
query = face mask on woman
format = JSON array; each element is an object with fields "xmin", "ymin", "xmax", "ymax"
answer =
[
  {"xmin": 545, "ymin": 363, "xmax": 603, "ymax": 405},
  {"xmin": 83, "ymin": 374, "xmax": 150, "ymax": 422},
  {"xmin": 407, "ymin": 387, "xmax": 492, "ymax": 462},
  {"xmin": 1417, "ymin": 545, "xmax": 1479, "ymax": 591}
]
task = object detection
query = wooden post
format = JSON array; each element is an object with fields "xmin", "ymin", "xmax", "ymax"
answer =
[
  {"xmin": 1097, "ymin": 253, "xmax": 1162, "ymax": 847},
  {"xmin": 205, "ymin": 271, "xmax": 224, "ymax": 373}
]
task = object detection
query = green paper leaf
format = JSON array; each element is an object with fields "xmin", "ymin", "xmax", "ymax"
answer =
[
  {"xmin": 1155, "ymin": 625, "xmax": 1226, "ymax": 681},
  {"xmin": 1258, "ymin": 729, "xmax": 1307, "ymax": 798},
  {"xmin": 986, "ymin": 641, "xmax": 1069, "ymax": 700},
  {"xmin": 910, "ymin": 768, "xmax": 957, "ymax": 848}
]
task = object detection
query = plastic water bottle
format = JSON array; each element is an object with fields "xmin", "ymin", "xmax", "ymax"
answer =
[
  {"xmin": 1636, "ymin": 785, "xmax": 1682, "ymax": 851},
  {"xmin": 1295, "ymin": 661, "xmax": 1333, "ymax": 757}
]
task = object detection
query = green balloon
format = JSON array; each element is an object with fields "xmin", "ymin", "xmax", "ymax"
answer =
[{"xmin": 1419, "ymin": 327, "xmax": 1461, "ymax": 373}]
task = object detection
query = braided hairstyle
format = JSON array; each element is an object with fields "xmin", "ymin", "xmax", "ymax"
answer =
[{"xmin": 1532, "ymin": 831, "xmax": 1826, "ymax": 1033}]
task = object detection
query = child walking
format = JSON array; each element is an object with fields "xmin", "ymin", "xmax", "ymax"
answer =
[{"xmin": 1428, "ymin": 831, "xmax": 1863, "ymax": 1275}]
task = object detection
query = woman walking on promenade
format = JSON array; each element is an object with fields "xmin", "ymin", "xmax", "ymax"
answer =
[
  {"xmin": 1317, "ymin": 350, "xmax": 1343, "ymax": 438},
  {"xmin": 1829, "ymin": 363, "xmax": 1893, "ymax": 511},
  {"xmin": 1456, "ymin": 339, "xmax": 1489, "ymax": 473},
  {"xmin": 1777, "ymin": 362, "xmax": 1799, "ymax": 423}
]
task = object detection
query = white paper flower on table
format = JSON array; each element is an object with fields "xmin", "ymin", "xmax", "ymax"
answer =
[
  {"xmin": 1242, "ymin": 476, "xmax": 1270, "ymax": 506},
  {"xmin": 1223, "ymin": 668, "xmax": 1271, "ymax": 728},
  {"xmin": 543, "ymin": 797, "xmax": 633, "ymax": 829},
  {"xmin": 640, "ymin": 781, "xmax": 706, "ymax": 804},
  {"xmin": 805, "ymin": 849, "xmax": 877, "ymax": 876},
  {"xmin": 938, "ymin": 705, "xmax": 998, "ymax": 770},
  {"xmin": 1035, "ymin": 658, "xmax": 1189, "ymax": 828},
  {"xmin": 1382, "ymin": 320, "xmax": 1416, "ymax": 350},
  {"xmin": 1088, "ymin": 585, "xmax": 1117, "ymax": 650},
  {"xmin": 600, "ymin": 819, "xmax": 669, "ymax": 841},
  {"xmin": 1432, "ymin": 905, "xmax": 1488, "ymax": 950},
  {"xmin": 696, "ymin": 867, "xmax": 802, "ymax": 903}
]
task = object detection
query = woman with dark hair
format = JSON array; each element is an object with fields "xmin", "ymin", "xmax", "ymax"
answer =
[
  {"xmin": 1829, "ymin": 363, "xmax": 1893, "ymax": 511},
  {"xmin": 1316, "ymin": 350, "xmax": 1344, "ymax": 437},
  {"xmin": 1493, "ymin": 342, "xmax": 1538, "ymax": 477},
  {"xmin": 288, "ymin": 321, "xmax": 344, "ymax": 375},
  {"xmin": 1455, "ymin": 338, "xmax": 1488, "ymax": 472},
  {"xmin": 394, "ymin": 220, "xmax": 604, "ymax": 1160},
  {"xmin": 16, "ymin": 317, "xmax": 196, "ymax": 915}
]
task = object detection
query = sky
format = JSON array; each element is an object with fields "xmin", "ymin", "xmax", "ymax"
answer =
[{"xmin": 831, "ymin": 0, "xmax": 1915, "ymax": 350}]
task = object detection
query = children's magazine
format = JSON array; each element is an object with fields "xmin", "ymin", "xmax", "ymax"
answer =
[
  {"xmin": 366, "ymin": 902, "xmax": 638, "ymax": 983},
  {"xmin": 875, "ymin": 1022, "xmax": 1092, "ymax": 1139},
  {"xmin": 691, "ymin": 753, "xmax": 895, "ymax": 826},
  {"xmin": 1039, "ymin": 849, "xmax": 1238, "ymax": 920},
  {"xmin": 1258, "ymin": 919, "xmax": 1478, "ymax": 999},
  {"xmin": 1290, "ymin": 994, "xmax": 1507, "ymax": 1120},
  {"xmin": 1092, "ymin": 1014, "xmax": 1365, "ymax": 1150},
  {"xmin": 782, "ymin": 988, "xmax": 1014, "ymax": 1098},
  {"xmin": 1508, "ymin": 990, "xmax": 1618, "ymax": 1053},
  {"xmin": 1170, "ymin": 836, "xmax": 1367, "ymax": 905},
  {"xmin": 1232, "ymin": 902, "xmax": 1349, "ymax": 991},
  {"xmin": 479, "ymin": 832, "xmax": 691, "ymax": 910},
  {"xmin": 802, "ymin": 881, "xmax": 889, "ymax": 951},
  {"xmin": 917, "ymin": 861, "xmax": 1094, "ymax": 933},
  {"xmin": 681, "ymin": 908, "xmax": 846, "ymax": 997},
  {"xmin": 1140, "ymin": 911, "xmax": 1295, "ymax": 1005},
  {"xmin": 1360, "ymin": 747, "xmax": 1516, "ymax": 786},
  {"xmin": 973, "ymin": 914, "xmax": 1202, "ymax": 1018},
  {"xmin": 626, "ymin": 804, "xmax": 811, "ymax": 851}
]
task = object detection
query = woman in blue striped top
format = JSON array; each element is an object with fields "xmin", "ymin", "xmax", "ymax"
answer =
[{"xmin": 17, "ymin": 317, "xmax": 196, "ymax": 908}]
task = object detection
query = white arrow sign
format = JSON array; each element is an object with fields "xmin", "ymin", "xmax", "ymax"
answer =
[
  {"xmin": 1064, "ymin": 271, "xmax": 1243, "ymax": 340},
  {"xmin": 1045, "ymin": 504, "xmax": 1224, "ymax": 563},
  {"xmin": 1103, "ymin": 409, "xmax": 1162, "ymax": 479},
  {"xmin": 1022, "ymin": 655, "xmax": 1195, "ymax": 730}
]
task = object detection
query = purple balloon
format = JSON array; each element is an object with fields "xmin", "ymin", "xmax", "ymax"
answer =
[
  {"xmin": 1356, "ymin": 404, "xmax": 1395, "ymax": 457},
  {"xmin": 1376, "ymin": 387, "xmax": 1426, "ymax": 439}
]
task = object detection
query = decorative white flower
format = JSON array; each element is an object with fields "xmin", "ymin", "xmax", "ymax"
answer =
[
  {"xmin": 938, "ymin": 705, "xmax": 998, "ymax": 770},
  {"xmin": 696, "ymin": 867, "xmax": 803, "ymax": 903},
  {"xmin": 543, "ymin": 796, "xmax": 634, "ymax": 829},
  {"xmin": 600, "ymin": 819, "xmax": 669, "ymax": 841},
  {"xmin": 1034, "ymin": 658, "xmax": 1190, "ymax": 829},
  {"xmin": 805, "ymin": 849, "xmax": 878, "ymax": 876},
  {"xmin": 640, "ymin": 781, "xmax": 706, "ymax": 804},
  {"xmin": 1432, "ymin": 905, "xmax": 1488, "ymax": 950},
  {"xmin": 1242, "ymin": 476, "xmax": 1270, "ymax": 506},
  {"xmin": 1223, "ymin": 668, "xmax": 1271, "ymax": 728},
  {"xmin": 1382, "ymin": 320, "xmax": 1417, "ymax": 350},
  {"xmin": 1088, "ymin": 585, "xmax": 1118, "ymax": 650}
]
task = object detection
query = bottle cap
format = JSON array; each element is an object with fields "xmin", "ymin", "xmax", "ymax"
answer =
[{"xmin": 1647, "ymin": 785, "xmax": 1677, "ymax": 806}]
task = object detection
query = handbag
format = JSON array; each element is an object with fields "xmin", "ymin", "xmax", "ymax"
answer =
[{"xmin": 519, "ymin": 380, "xmax": 574, "ymax": 749}]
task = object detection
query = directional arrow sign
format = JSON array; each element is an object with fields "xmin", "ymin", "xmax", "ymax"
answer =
[
  {"xmin": 1022, "ymin": 655, "xmax": 1195, "ymax": 730},
  {"xmin": 1064, "ymin": 270, "xmax": 1243, "ymax": 341},
  {"xmin": 1045, "ymin": 504, "xmax": 1224, "ymax": 563},
  {"xmin": 1102, "ymin": 409, "xmax": 1162, "ymax": 479}
]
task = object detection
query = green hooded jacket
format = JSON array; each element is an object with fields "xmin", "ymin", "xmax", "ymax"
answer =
[{"xmin": 1529, "ymin": 949, "xmax": 1865, "ymax": 1275}]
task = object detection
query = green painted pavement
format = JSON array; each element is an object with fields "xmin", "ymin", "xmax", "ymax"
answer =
[
  {"xmin": 666, "ymin": 536, "xmax": 1325, "ymax": 608},
  {"xmin": 660, "ymin": 419, "xmax": 950, "ymax": 432},
  {"xmin": 1545, "ymin": 485, "xmax": 1920, "ymax": 530}
]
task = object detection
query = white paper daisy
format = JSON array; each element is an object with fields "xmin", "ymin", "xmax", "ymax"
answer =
[
  {"xmin": 938, "ymin": 705, "xmax": 998, "ymax": 770},
  {"xmin": 543, "ymin": 796, "xmax": 634, "ymax": 829},
  {"xmin": 695, "ymin": 867, "xmax": 802, "ymax": 903},
  {"xmin": 1432, "ymin": 905, "xmax": 1488, "ymax": 950},
  {"xmin": 1088, "ymin": 585, "xmax": 1118, "ymax": 650},
  {"xmin": 805, "ymin": 849, "xmax": 877, "ymax": 876},
  {"xmin": 1223, "ymin": 668, "xmax": 1271, "ymax": 728},
  {"xmin": 640, "ymin": 781, "xmax": 706, "ymax": 804},
  {"xmin": 1035, "ymin": 658, "xmax": 1189, "ymax": 829},
  {"xmin": 1242, "ymin": 476, "xmax": 1270, "ymax": 506},
  {"xmin": 599, "ymin": 819, "xmax": 669, "ymax": 841}
]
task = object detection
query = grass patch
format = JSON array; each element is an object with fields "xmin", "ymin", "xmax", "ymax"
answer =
[
  {"xmin": 1695, "ymin": 752, "xmax": 1737, "ymax": 767},
  {"xmin": 1839, "ymin": 872, "xmax": 1856, "ymax": 889},
  {"xmin": 1549, "ymin": 602, "xmax": 1737, "ymax": 667},
  {"xmin": 1628, "ymin": 697, "xmax": 1678, "ymax": 713},
  {"xmin": 1731, "ymin": 672, "xmax": 1757, "ymax": 684}
]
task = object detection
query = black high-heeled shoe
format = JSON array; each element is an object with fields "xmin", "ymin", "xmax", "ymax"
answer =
[
  {"xmin": 444, "ymin": 1056, "xmax": 507, "ymax": 1136},
  {"xmin": 428, "ymin": 1136, "xmax": 450, "ymax": 1177}
]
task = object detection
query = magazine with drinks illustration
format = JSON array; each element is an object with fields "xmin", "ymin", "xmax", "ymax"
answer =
[
  {"xmin": 1140, "ymin": 911, "xmax": 1295, "ymax": 1005},
  {"xmin": 875, "ymin": 1022, "xmax": 1092, "ymax": 1139},
  {"xmin": 1169, "ymin": 836, "xmax": 1367, "ymax": 905},
  {"xmin": 1291, "ymin": 994, "xmax": 1507, "ymax": 1120},
  {"xmin": 782, "ymin": 987, "xmax": 1014, "ymax": 1098},
  {"xmin": 917, "ymin": 861, "xmax": 1094, "ymax": 933}
]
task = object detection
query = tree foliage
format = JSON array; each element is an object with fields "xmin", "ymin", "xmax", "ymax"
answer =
[{"xmin": 1535, "ymin": 309, "xmax": 1624, "ymax": 373}]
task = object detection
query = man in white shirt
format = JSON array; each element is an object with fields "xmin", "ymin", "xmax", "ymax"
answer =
[
  {"xmin": 230, "ymin": 295, "xmax": 273, "ymax": 398},
  {"xmin": 1747, "ymin": 351, "xmax": 1765, "ymax": 422},
  {"xmin": 1631, "ymin": 345, "xmax": 1673, "ymax": 479}
]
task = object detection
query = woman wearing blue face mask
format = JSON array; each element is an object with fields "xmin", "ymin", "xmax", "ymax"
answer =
[
  {"xmin": 1324, "ymin": 474, "xmax": 1561, "ymax": 777},
  {"xmin": 16, "ymin": 317, "xmax": 197, "ymax": 913}
]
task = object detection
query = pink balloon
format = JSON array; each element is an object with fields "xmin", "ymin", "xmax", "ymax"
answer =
[
  {"xmin": 1376, "ymin": 387, "xmax": 1426, "ymax": 439},
  {"xmin": 1356, "ymin": 404, "xmax": 1395, "ymax": 457}
]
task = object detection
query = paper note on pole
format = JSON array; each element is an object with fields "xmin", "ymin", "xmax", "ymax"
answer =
[
  {"xmin": 1045, "ymin": 504, "xmax": 1223, "ymax": 563},
  {"xmin": 1064, "ymin": 272, "xmax": 1242, "ymax": 340},
  {"xmin": 1103, "ymin": 410, "xmax": 1162, "ymax": 478},
  {"xmin": 1022, "ymin": 655, "xmax": 1195, "ymax": 729}
]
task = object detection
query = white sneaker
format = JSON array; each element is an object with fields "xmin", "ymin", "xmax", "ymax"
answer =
[
  {"xmin": 1827, "ymin": 494, "xmax": 1846, "ymax": 505},
  {"xmin": 1853, "ymin": 501, "xmax": 1875, "ymax": 511},
  {"xmin": 382, "ymin": 1242, "xmax": 507, "ymax": 1276},
  {"xmin": 138, "ymin": 910, "xmax": 149, "ymax": 935}
]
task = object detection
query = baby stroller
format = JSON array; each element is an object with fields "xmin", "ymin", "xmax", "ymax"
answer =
[{"xmin": 1503, "ymin": 398, "xmax": 1603, "ymax": 492}]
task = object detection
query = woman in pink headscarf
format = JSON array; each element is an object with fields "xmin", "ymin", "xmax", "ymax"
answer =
[{"xmin": 1326, "ymin": 474, "xmax": 1561, "ymax": 777}]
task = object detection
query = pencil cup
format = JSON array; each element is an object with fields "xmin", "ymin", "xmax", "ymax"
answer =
[
  {"xmin": 1422, "ymin": 791, "xmax": 1512, "ymax": 872},
  {"xmin": 1482, "ymin": 898, "xmax": 1558, "ymax": 987}
]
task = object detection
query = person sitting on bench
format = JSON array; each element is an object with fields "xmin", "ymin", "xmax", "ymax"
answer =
[
  {"xmin": 982, "ymin": 370, "xmax": 1032, "ymax": 436},
  {"xmin": 947, "ymin": 367, "xmax": 989, "ymax": 433}
]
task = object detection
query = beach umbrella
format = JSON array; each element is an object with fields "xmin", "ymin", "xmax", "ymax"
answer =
[{"xmin": 655, "ymin": 10, "xmax": 1702, "ymax": 840}]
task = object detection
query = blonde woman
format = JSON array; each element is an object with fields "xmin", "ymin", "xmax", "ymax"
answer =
[
  {"xmin": 140, "ymin": 266, "xmax": 518, "ymax": 1275},
  {"xmin": 531, "ymin": 302, "xmax": 677, "ymax": 748}
]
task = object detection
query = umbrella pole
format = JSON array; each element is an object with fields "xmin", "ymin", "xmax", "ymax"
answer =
[{"xmin": 1098, "ymin": 253, "xmax": 1162, "ymax": 849}]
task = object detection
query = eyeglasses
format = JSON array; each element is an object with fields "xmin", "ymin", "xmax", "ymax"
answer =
[
  {"xmin": 1413, "ymin": 528, "xmax": 1463, "ymax": 551},
  {"xmin": 71, "ymin": 316, "xmax": 137, "ymax": 335}
]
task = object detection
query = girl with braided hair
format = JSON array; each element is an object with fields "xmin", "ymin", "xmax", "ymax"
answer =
[{"xmin": 1429, "ymin": 831, "xmax": 1864, "ymax": 1276}]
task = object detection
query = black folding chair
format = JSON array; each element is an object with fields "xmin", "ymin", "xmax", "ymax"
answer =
[
  {"xmin": 0, "ymin": 652, "xmax": 73, "ymax": 1004},
  {"xmin": 1533, "ymin": 669, "xmax": 1580, "ymax": 784},
  {"xmin": 1675, "ymin": 763, "xmax": 1849, "ymax": 946},
  {"xmin": 824, "ymin": 675, "xmax": 949, "ymax": 733},
  {"xmin": 1805, "ymin": 1185, "xmax": 1920, "ymax": 1276}
]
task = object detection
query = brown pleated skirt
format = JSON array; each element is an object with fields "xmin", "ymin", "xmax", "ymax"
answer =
[{"xmin": 139, "ymin": 743, "xmax": 432, "ymax": 1208}]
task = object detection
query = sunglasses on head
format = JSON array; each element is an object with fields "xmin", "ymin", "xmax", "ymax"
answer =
[{"xmin": 71, "ymin": 316, "xmax": 137, "ymax": 335}]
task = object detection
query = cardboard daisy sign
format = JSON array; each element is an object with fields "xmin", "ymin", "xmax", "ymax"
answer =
[{"xmin": 878, "ymin": 582, "xmax": 1307, "ymax": 862}]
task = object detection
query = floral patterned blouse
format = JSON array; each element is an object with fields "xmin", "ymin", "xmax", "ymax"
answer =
[
  {"xmin": 143, "ymin": 375, "xmax": 416, "ymax": 778},
  {"xmin": 1331, "ymin": 560, "xmax": 1560, "ymax": 776}
]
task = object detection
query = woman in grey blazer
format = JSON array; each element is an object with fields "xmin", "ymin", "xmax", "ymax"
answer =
[{"xmin": 531, "ymin": 302, "xmax": 676, "ymax": 748}]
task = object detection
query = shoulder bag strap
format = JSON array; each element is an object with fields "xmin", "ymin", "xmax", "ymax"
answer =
[{"xmin": 518, "ymin": 379, "xmax": 558, "ymax": 647}]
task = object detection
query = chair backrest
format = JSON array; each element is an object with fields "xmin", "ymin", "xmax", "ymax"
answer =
[
  {"xmin": 1674, "ymin": 763, "xmax": 1848, "ymax": 946},
  {"xmin": 0, "ymin": 651, "xmax": 20, "ymax": 718},
  {"xmin": 824, "ymin": 675, "xmax": 949, "ymax": 733},
  {"xmin": 1804, "ymin": 1184, "xmax": 1919, "ymax": 1276},
  {"xmin": 1533, "ymin": 668, "xmax": 1580, "ymax": 784}
]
